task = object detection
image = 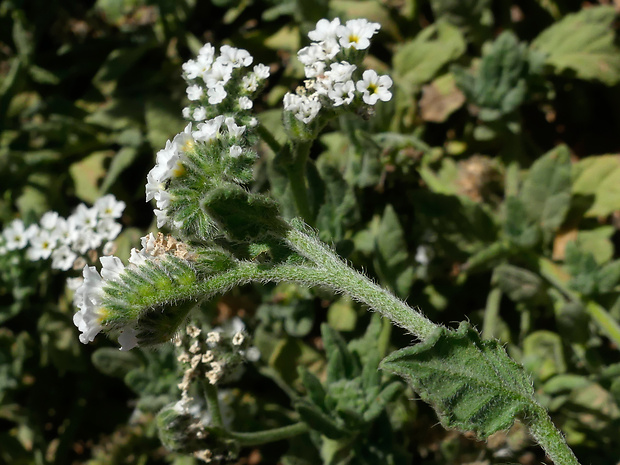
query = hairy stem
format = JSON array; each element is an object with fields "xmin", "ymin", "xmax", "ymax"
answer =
[
  {"xmin": 282, "ymin": 226, "xmax": 437, "ymax": 339},
  {"xmin": 528, "ymin": 407, "xmax": 580, "ymax": 465}
]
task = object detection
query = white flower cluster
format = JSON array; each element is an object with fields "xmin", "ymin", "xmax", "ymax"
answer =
[
  {"xmin": 181, "ymin": 43, "xmax": 270, "ymax": 120},
  {"xmin": 145, "ymin": 115, "xmax": 253, "ymax": 228},
  {"xmin": 283, "ymin": 18, "xmax": 393, "ymax": 124},
  {"xmin": 146, "ymin": 43, "xmax": 268, "ymax": 231},
  {"xmin": 0, "ymin": 195, "xmax": 125, "ymax": 271},
  {"xmin": 72, "ymin": 232, "xmax": 193, "ymax": 350}
]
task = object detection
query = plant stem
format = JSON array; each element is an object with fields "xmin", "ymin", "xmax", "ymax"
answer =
[
  {"xmin": 225, "ymin": 422, "xmax": 309, "ymax": 446},
  {"xmin": 283, "ymin": 227, "xmax": 437, "ymax": 339},
  {"xmin": 539, "ymin": 257, "xmax": 620, "ymax": 348},
  {"xmin": 256, "ymin": 124, "xmax": 282, "ymax": 154},
  {"xmin": 288, "ymin": 140, "xmax": 314, "ymax": 225},
  {"xmin": 202, "ymin": 381, "xmax": 224, "ymax": 428},
  {"xmin": 482, "ymin": 287, "xmax": 502, "ymax": 340},
  {"xmin": 528, "ymin": 406, "xmax": 580, "ymax": 465}
]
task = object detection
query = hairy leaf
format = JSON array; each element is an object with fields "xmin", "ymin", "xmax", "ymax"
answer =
[
  {"xmin": 381, "ymin": 322, "xmax": 538, "ymax": 438},
  {"xmin": 393, "ymin": 21, "xmax": 466, "ymax": 90},
  {"xmin": 532, "ymin": 6, "xmax": 620, "ymax": 85}
]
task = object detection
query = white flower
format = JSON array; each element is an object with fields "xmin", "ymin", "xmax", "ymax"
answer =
[
  {"xmin": 3, "ymin": 219, "xmax": 28, "ymax": 250},
  {"xmin": 283, "ymin": 93, "xmax": 302, "ymax": 112},
  {"xmin": 326, "ymin": 61, "xmax": 356, "ymax": 82},
  {"xmin": 73, "ymin": 204, "xmax": 99, "ymax": 230},
  {"xmin": 182, "ymin": 106, "xmax": 191, "ymax": 119},
  {"xmin": 97, "ymin": 218, "xmax": 122, "ymax": 241},
  {"xmin": 72, "ymin": 228, "xmax": 103, "ymax": 254},
  {"xmin": 73, "ymin": 265, "xmax": 106, "ymax": 344},
  {"xmin": 206, "ymin": 331, "xmax": 222, "ymax": 347},
  {"xmin": 183, "ymin": 52, "xmax": 213, "ymax": 80},
  {"xmin": 218, "ymin": 45, "xmax": 252, "ymax": 68},
  {"xmin": 95, "ymin": 194, "xmax": 126, "ymax": 219},
  {"xmin": 253, "ymin": 63, "xmax": 270, "ymax": 80},
  {"xmin": 40, "ymin": 211, "xmax": 60, "ymax": 230},
  {"xmin": 118, "ymin": 327, "xmax": 139, "ymax": 351},
  {"xmin": 204, "ymin": 62, "xmax": 233, "ymax": 88},
  {"xmin": 242, "ymin": 74, "xmax": 259, "ymax": 93},
  {"xmin": 51, "ymin": 245, "xmax": 77, "ymax": 270},
  {"xmin": 193, "ymin": 115, "xmax": 224, "ymax": 142},
  {"xmin": 229, "ymin": 145, "xmax": 243, "ymax": 157},
  {"xmin": 129, "ymin": 247, "xmax": 150, "ymax": 267},
  {"xmin": 308, "ymin": 18, "xmax": 341, "ymax": 43},
  {"xmin": 198, "ymin": 43, "xmax": 216, "ymax": 62},
  {"xmin": 238, "ymin": 96, "xmax": 253, "ymax": 110},
  {"xmin": 66, "ymin": 277, "xmax": 83, "ymax": 292},
  {"xmin": 154, "ymin": 209, "xmax": 170, "ymax": 228},
  {"xmin": 207, "ymin": 84, "xmax": 227, "ymax": 105},
  {"xmin": 53, "ymin": 217, "xmax": 78, "ymax": 245},
  {"xmin": 336, "ymin": 19, "xmax": 380, "ymax": 50},
  {"xmin": 299, "ymin": 98, "xmax": 322, "ymax": 123},
  {"xmin": 186, "ymin": 84, "xmax": 203, "ymax": 101},
  {"xmin": 329, "ymin": 80, "xmax": 355, "ymax": 106},
  {"xmin": 232, "ymin": 332, "xmax": 245, "ymax": 346},
  {"xmin": 27, "ymin": 230, "xmax": 56, "ymax": 261},
  {"xmin": 192, "ymin": 106, "xmax": 207, "ymax": 121},
  {"xmin": 225, "ymin": 117, "xmax": 246, "ymax": 138},
  {"xmin": 356, "ymin": 70, "xmax": 393, "ymax": 104}
]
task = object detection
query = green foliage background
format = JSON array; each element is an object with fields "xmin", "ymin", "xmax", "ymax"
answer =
[{"xmin": 2, "ymin": 0, "xmax": 620, "ymax": 463}]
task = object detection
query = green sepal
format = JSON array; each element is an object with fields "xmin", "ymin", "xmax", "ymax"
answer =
[
  {"xmin": 293, "ymin": 398, "xmax": 347, "ymax": 440},
  {"xmin": 380, "ymin": 322, "xmax": 538, "ymax": 438}
]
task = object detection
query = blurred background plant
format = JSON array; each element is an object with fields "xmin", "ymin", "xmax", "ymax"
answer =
[{"xmin": 2, "ymin": 0, "xmax": 620, "ymax": 464}]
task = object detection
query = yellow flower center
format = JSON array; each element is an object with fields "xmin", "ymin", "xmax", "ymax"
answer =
[{"xmin": 368, "ymin": 83, "xmax": 378, "ymax": 94}]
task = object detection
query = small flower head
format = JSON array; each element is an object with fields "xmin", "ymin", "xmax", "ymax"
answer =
[{"xmin": 356, "ymin": 69, "xmax": 393, "ymax": 105}]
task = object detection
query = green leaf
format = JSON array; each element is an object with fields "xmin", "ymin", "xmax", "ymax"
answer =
[
  {"xmin": 520, "ymin": 145, "xmax": 571, "ymax": 236},
  {"xmin": 393, "ymin": 21, "xmax": 466, "ymax": 89},
  {"xmin": 503, "ymin": 196, "xmax": 540, "ymax": 248},
  {"xmin": 99, "ymin": 146, "xmax": 138, "ymax": 194},
  {"xmin": 492, "ymin": 264, "xmax": 545, "ymax": 302},
  {"xmin": 294, "ymin": 399, "xmax": 346, "ymax": 439},
  {"xmin": 373, "ymin": 205, "xmax": 414, "ymax": 297},
  {"xmin": 381, "ymin": 322, "xmax": 538, "ymax": 438},
  {"xmin": 572, "ymin": 154, "xmax": 620, "ymax": 217},
  {"xmin": 522, "ymin": 331, "xmax": 566, "ymax": 383},
  {"xmin": 327, "ymin": 297, "xmax": 357, "ymax": 332},
  {"xmin": 69, "ymin": 151, "xmax": 112, "ymax": 203},
  {"xmin": 453, "ymin": 31, "xmax": 544, "ymax": 121},
  {"xmin": 532, "ymin": 6, "xmax": 620, "ymax": 85}
]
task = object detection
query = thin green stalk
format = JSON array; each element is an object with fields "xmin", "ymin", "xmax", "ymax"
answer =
[
  {"xmin": 539, "ymin": 258, "xmax": 620, "ymax": 348},
  {"xmin": 256, "ymin": 124, "xmax": 282, "ymax": 154},
  {"xmin": 528, "ymin": 406, "xmax": 580, "ymax": 465},
  {"xmin": 288, "ymin": 140, "xmax": 313, "ymax": 225},
  {"xmin": 225, "ymin": 422, "xmax": 309, "ymax": 446},
  {"xmin": 482, "ymin": 287, "xmax": 502, "ymax": 340},
  {"xmin": 202, "ymin": 381, "xmax": 224, "ymax": 428}
]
